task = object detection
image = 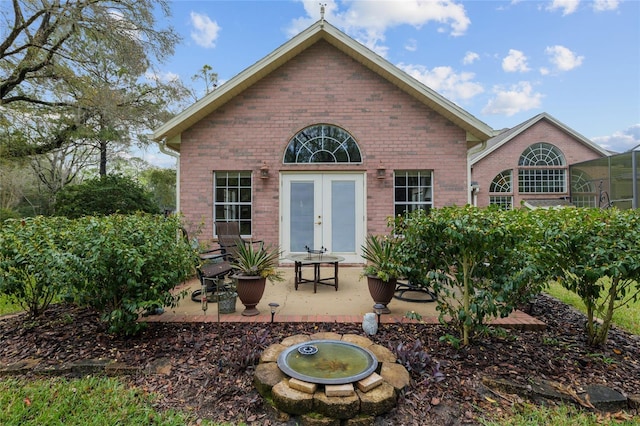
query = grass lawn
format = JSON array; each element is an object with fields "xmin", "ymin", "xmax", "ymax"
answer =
[
  {"xmin": 544, "ymin": 280, "xmax": 640, "ymax": 335},
  {"xmin": 480, "ymin": 402, "xmax": 638, "ymax": 426},
  {"xmin": 0, "ymin": 376, "xmax": 220, "ymax": 426},
  {"xmin": 0, "ymin": 296, "xmax": 22, "ymax": 317}
]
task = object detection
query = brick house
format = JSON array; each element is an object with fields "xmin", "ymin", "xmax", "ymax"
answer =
[
  {"xmin": 152, "ymin": 20, "xmax": 608, "ymax": 263},
  {"xmin": 471, "ymin": 113, "xmax": 609, "ymax": 209}
]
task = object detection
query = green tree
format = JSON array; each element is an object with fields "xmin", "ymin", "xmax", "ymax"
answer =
[
  {"xmin": 139, "ymin": 167, "xmax": 176, "ymax": 213},
  {"xmin": 0, "ymin": 0, "xmax": 186, "ymax": 161},
  {"xmin": 54, "ymin": 174, "xmax": 160, "ymax": 218}
]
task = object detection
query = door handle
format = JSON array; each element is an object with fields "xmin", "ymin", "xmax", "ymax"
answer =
[{"xmin": 315, "ymin": 221, "xmax": 322, "ymax": 225}]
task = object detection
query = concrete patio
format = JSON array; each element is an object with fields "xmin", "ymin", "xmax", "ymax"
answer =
[{"xmin": 145, "ymin": 266, "xmax": 545, "ymax": 330}]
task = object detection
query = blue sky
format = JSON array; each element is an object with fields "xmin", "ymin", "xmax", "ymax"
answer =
[{"xmin": 144, "ymin": 0, "xmax": 640, "ymax": 167}]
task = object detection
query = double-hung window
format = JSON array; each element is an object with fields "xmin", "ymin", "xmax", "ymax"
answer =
[
  {"xmin": 394, "ymin": 171, "xmax": 433, "ymax": 216},
  {"xmin": 214, "ymin": 171, "xmax": 253, "ymax": 236}
]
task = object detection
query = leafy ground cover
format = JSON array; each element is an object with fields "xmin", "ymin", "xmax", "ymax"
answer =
[{"xmin": 0, "ymin": 294, "xmax": 638, "ymax": 425}]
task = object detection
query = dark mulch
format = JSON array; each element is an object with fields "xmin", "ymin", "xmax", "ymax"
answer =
[{"xmin": 1, "ymin": 294, "xmax": 639, "ymax": 425}]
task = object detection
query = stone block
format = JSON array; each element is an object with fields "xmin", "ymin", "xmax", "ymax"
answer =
[
  {"xmin": 344, "ymin": 415, "xmax": 375, "ymax": 426},
  {"xmin": 260, "ymin": 343, "xmax": 286, "ymax": 363},
  {"xmin": 254, "ymin": 362, "xmax": 286, "ymax": 397},
  {"xmin": 341, "ymin": 334, "xmax": 373, "ymax": 348},
  {"xmin": 357, "ymin": 382, "xmax": 397, "ymax": 416},
  {"xmin": 356, "ymin": 373, "xmax": 383, "ymax": 393},
  {"xmin": 272, "ymin": 380, "xmax": 314, "ymax": 415},
  {"xmin": 379, "ymin": 362, "xmax": 410, "ymax": 391},
  {"xmin": 367, "ymin": 344, "xmax": 396, "ymax": 363},
  {"xmin": 314, "ymin": 389, "xmax": 360, "ymax": 419},
  {"xmin": 290, "ymin": 378, "xmax": 318, "ymax": 394},
  {"xmin": 325, "ymin": 383, "xmax": 355, "ymax": 397},
  {"xmin": 310, "ymin": 332, "xmax": 342, "ymax": 341},
  {"xmin": 281, "ymin": 334, "xmax": 311, "ymax": 347},
  {"xmin": 300, "ymin": 413, "xmax": 341, "ymax": 426}
]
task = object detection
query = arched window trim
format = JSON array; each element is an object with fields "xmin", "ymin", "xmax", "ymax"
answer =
[
  {"xmin": 518, "ymin": 142, "xmax": 567, "ymax": 193},
  {"xmin": 489, "ymin": 170, "xmax": 513, "ymax": 193},
  {"xmin": 283, "ymin": 124, "xmax": 362, "ymax": 164},
  {"xmin": 518, "ymin": 142, "xmax": 566, "ymax": 167}
]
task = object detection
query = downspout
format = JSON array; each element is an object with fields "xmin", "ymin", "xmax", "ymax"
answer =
[
  {"xmin": 158, "ymin": 139, "xmax": 181, "ymax": 213},
  {"xmin": 467, "ymin": 139, "xmax": 487, "ymax": 205}
]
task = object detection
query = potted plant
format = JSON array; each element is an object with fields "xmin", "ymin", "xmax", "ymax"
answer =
[
  {"xmin": 361, "ymin": 234, "xmax": 401, "ymax": 314},
  {"xmin": 230, "ymin": 242, "xmax": 284, "ymax": 316}
]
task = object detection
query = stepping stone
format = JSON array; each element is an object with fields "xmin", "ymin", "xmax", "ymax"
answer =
[{"xmin": 583, "ymin": 384, "xmax": 627, "ymax": 412}]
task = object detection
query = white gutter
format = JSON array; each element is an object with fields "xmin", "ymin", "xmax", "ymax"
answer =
[
  {"xmin": 158, "ymin": 140, "xmax": 181, "ymax": 213},
  {"xmin": 467, "ymin": 140, "xmax": 488, "ymax": 205}
]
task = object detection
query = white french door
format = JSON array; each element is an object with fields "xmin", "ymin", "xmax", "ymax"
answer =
[{"xmin": 281, "ymin": 173, "xmax": 365, "ymax": 263}]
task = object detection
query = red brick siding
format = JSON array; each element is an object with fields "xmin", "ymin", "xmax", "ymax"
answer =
[
  {"xmin": 472, "ymin": 119, "xmax": 605, "ymax": 208},
  {"xmin": 179, "ymin": 40, "xmax": 468, "ymax": 242}
]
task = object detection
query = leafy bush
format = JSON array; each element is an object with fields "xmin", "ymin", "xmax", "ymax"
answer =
[
  {"xmin": 0, "ymin": 217, "xmax": 82, "ymax": 317},
  {"xmin": 0, "ymin": 208, "xmax": 20, "ymax": 222},
  {"xmin": 527, "ymin": 208, "xmax": 640, "ymax": 346},
  {"xmin": 54, "ymin": 174, "xmax": 160, "ymax": 218},
  {"xmin": 66, "ymin": 214, "xmax": 195, "ymax": 335},
  {"xmin": 395, "ymin": 206, "xmax": 541, "ymax": 346}
]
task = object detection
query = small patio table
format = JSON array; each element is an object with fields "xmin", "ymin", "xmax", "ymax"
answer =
[{"xmin": 286, "ymin": 253, "xmax": 344, "ymax": 293}]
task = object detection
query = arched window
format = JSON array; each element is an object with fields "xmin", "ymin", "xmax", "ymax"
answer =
[
  {"xmin": 489, "ymin": 170, "xmax": 513, "ymax": 209},
  {"xmin": 283, "ymin": 124, "xmax": 362, "ymax": 164},
  {"xmin": 518, "ymin": 143, "xmax": 566, "ymax": 193},
  {"xmin": 570, "ymin": 169, "xmax": 597, "ymax": 207}
]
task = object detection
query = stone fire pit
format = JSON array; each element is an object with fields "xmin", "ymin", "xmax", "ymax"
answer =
[{"xmin": 254, "ymin": 332, "xmax": 410, "ymax": 424}]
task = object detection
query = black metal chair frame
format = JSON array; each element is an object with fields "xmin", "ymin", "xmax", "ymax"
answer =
[
  {"xmin": 181, "ymin": 227, "xmax": 234, "ymax": 303},
  {"xmin": 215, "ymin": 221, "xmax": 263, "ymax": 262}
]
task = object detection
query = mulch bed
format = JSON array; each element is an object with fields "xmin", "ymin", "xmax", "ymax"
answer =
[{"xmin": 1, "ymin": 294, "xmax": 638, "ymax": 425}]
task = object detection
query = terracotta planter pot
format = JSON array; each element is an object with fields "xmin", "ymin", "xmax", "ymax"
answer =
[
  {"xmin": 234, "ymin": 275, "xmax": 266, "ymax": 316},
  {"xmin": 366, "ymin": 276, "xmax": 397, "ymax": 314}
]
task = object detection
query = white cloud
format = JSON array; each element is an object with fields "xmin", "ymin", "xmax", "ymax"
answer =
[
  {"xmin": 404, "ymin": 38, "xmax": 418, "ymax": 52},
  {"xmin": 190, "ymin": 12, "xmax": 221, "ymax": 48},
  {"xmin": 482, "ymin": 81, "xmax": 543, "ymax": 116},
  {"xmin": 592, "ymin": 124, "xmax": 640, "ymax": 153},
  {"xmin": 398, "ymin": 63, "xmax": 484, "ymax": 102},
  {"xmin": 289, "ymin": 0, "xmax": 471, "ymax": 57},
  {"xmin": 545, "ymin": 45, "xmax": 584, "ymax": 71},
  {"xmin": 145, "ymin": 71, "xmax": 180, "ymax": 83},
  {"xmin": 593, "ymin": 0, "xmax": 619, "ymax": 12},
  {"xmin": 546, "ymin": 0, "xmax": 580, "ymax": 15},
  {"xmin": 463, "ymin": 51, "xmax": 479, "ymax": 65},
  {"xmin": 502, "ymin": 49, "xmax": 530, "ymax": 73}
]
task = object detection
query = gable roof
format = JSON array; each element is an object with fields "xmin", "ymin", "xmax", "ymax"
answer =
[
  {"xmin": 469, "ymin": 112, "xmax": 611, "ymax": 165},
  {"xmin": 152, "ymin": 20, "xmax": 494, "ymax": 150}
]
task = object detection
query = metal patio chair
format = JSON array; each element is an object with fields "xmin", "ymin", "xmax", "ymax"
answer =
[{"xmin": 215, "ymin": 221, "xmax": 263, "ymax": 262}]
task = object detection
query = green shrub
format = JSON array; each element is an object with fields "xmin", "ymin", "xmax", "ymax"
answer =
[
  {"xmin": 0, "ymin": 217, "xmax": 81, "ymax": 317},
  {"xmin": 54, "ymin": 174, "xmax": 160, "ymax": 218},
  {"xmin": 528, "ymin": 208, "xmax": 640, "ymax": 346},
  {"xmin": 0, "ymin": 208, "xmax": 20, "ymax": 223},
  {"xmin": 396, "ymin": 206, "xmax": 542, "ymax": 346},
  {"xmin": 66, "ymin": 214, "xmax": 194, "ymax": 335}
]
